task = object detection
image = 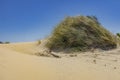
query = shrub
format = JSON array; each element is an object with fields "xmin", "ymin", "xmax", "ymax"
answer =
[
  {"xmin": 46, "ymin": 16, "xmax": 117, "ymax": 52},
  {"xmin": 37, "ymin": 40, "xmax": 41, "ymax": 45},
  {"xmin": 5, "ymin": 42, "xmax": 10, "ymax": 44},
  {"xmin": 116, "ymin": 33, "xmax": 120, "ymax": 46},
  {"xmin": 117, "ymin": 33, "xmax": 120, "ymax": 38},
  {"xmin": 0, "ymin": 41, "xmax": 3, "ymax": 44}
]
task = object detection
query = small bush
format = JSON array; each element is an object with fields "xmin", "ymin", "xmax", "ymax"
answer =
[
  {"xmin": 37, "ymin": 40, "xmax": 41, "ymax": 45},
  {"xmin": 5, "ymin": 42, "xmax": 10, "ymax": 44},
  {"xmin": 116, "ymin": 33, "xmax": 120, "ymax": 46},
  {"xmin": 0, "ymin": 41, "xmax": 3, "ymax": 44},
  {"xmin": 46, "ymin": 16, "xmax": 117, "ymax": 52},
  {"xmin": 117, "ymin": 33, "xmax": 120, "ymax": 38}
]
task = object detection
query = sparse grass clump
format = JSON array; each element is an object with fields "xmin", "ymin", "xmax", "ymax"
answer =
[
  {"xmin": 117, "ymin": 33, "xmax": 120, "ymax": 38},
  {"xmin": 0, "ymin": 41, "xmax": 10, "ymax": 44},
  {"xmin": 46, "ymin": 16, "xmax": 117, "ymax": 52},
  {"xmin": 37, "ymin": 40, "xmax": 41, "ymax": 45},
  {"xmin": 5, "ymin": 42, "xmax": 10, "ymax": 44},
  {"xmin": 0, "ymin": 41, "xmax": 3, "ymax": 44},
  {"xmin": 116, "ymin": 33, "xmax": 120, "ymax": 46}
]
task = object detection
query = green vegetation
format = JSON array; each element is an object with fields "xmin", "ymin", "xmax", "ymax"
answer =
[
  {"xmin": 46, "ymin": 16, "xmax": 117, "ymax": 52},
  {"xmin": 117, "ymin": 33, "xmax": 120, "ymax": 38},
  {"xmin": 116, "ymin": 33, "xmax": 120, "ymax": 45},
  {"xmin": 0, "ymin": 41, "xmax": 3, "ymax": 44},
  {"xmin": 0, "ymin": 41, "xmax": 10, "ymax": 44},
  {"xmin": 5, "ymin": 42, "xmax": 10, "ymax": 44},
  {"xmin": 37, "ymin": 40, "xmax": 41, "ymax": 45}
]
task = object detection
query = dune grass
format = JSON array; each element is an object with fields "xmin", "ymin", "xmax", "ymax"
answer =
[{"xmin": 46, "ymin": 16, "xmax": 117, "ymax": 52}]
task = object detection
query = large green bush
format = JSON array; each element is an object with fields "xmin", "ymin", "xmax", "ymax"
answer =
[
  {"xmin": 117, "ymin": 33, "xmax": 120, "ymax": 38},
  {"xmin": 46, "ymin": 16, "xmax": 117, "ymax": 52}
]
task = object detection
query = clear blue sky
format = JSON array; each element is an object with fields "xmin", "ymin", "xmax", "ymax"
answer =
[{"xmin": 0, "ymin": 0, "xmax": 120, "ymax": 42}]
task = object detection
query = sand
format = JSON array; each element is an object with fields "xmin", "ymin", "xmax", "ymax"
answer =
[{"xmin": 0, "ymin": 42, "xmax": 120, "ymax": 80}]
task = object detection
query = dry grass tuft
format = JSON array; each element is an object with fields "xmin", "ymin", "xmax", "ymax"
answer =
[{"xmin": 46, "ymin": 16, "xmax": 117, "ymax": 52}]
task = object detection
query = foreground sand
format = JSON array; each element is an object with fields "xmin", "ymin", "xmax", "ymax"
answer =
[{"xmin": 0, "ymin": 42, "xmax": 120, "ymax": 80}]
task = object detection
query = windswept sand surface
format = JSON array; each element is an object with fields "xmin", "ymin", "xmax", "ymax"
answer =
[{"xmin": 0, "ymin": 42, "xmax": 120, "ymax": 80}]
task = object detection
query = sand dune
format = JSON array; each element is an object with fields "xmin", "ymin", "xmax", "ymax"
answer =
[
  {"xmin": 0, "ymin": 42, "xmax": 120, "ymax": 80},
  {"xmin": 0, "ymin": 42, "xmax": 40, "ymax": 55}
]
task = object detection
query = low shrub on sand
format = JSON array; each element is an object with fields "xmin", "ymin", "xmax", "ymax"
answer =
[
  {"xmin": 0, "ymin": 41, "xmax": 3, "ymax": 44},
  {"xmin": 117, "ymin": 33, "xmax": 120, "ymax": 38},
  {"xmin": 37, "ymin": 40, "xmax": 41, "ymax": 45},
  {"xmin": 46, "ymin": 16, "xmax": 117, "ymax": 52},
  {"xmin": 5, "ymin": 42, "xmax": 10, "ymax": 44}
]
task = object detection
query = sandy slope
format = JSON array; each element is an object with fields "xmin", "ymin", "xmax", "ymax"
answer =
[
  {"xmin": 0, "ymin": 42, "xmax": 120, "ymax": 80},
  {"xmin": 0, "ymin": 42, "xmax": 40, "ymax": 55}
]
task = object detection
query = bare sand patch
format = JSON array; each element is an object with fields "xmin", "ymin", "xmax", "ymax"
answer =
[{"xmin": 0, "ymin": 42, "xmax": 120, "ymax": 80}]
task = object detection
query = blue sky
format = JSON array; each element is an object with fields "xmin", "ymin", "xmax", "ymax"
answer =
[{"xmin": 0, "ymin": 0, "xmax": 120, "ymax": 42}]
